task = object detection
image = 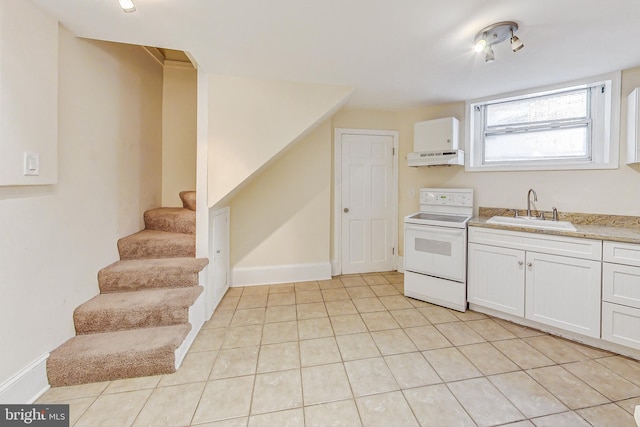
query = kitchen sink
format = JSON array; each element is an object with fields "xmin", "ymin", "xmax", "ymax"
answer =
[{"xmin": 486, "ymin": 215, "xmax": 577, "ymax": 231}]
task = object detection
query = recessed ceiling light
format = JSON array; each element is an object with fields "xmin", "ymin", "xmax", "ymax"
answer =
[{"xmin": 119, "ymin": 0, "xmax": 136, "ymax": 13}]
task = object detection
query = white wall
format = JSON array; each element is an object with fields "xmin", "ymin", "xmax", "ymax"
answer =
[
  {"xmin": 162, "ymin": 63, "xmax": 197, "ymax": 207},
  {"xmin": 229, "ymin": 121, "xmax": 331, "ymax": 274},
  {"xmin": 397, "ymin": 67, "xmax": 640, "ymax": 220},
  {"xmin": 331, "ymin": 67, "xmax": 640, "ymax": 257},
  {"xmin": 0, "ymin": 0, "xmax": 58, "ymax": 185},
  {"xmin": 207, "ymin": 75, "xmax": 353, "ymax": 208},
  {"xmin": 0, "ymin": 26, "xmax": 163, "ymax": 388}
]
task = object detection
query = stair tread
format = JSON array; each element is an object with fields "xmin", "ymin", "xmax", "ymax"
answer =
[
  {"xmin": 146, "ymin": 207, "xmax": 193, "ymax": 215},
  {"xmin": 50, "ymin": 324, "xmax": 191, "ymax": 359},
  {"xmin": 118, "ymin": 230, "xmax": 195, "ymax": 260},
  {"xmin": 98, "ymin": 257, "xmax": 208, "ymax": 293},
  {"xmin": 76, "ymin": 286, "xmax": 203, "ymax": 313},
  {"xmin": 47, "ymin": 324, "xmax": 191, "ymax": 386},
  {"xmin": 119, "ymin": 229, "xmax": 195, "ymax": 244},
  {"xmin": 179, "ymin": 191, "xmax": 196, "ymax": 211},
  {"xmin": 144, "ymin": 208, "xmax": 195, "ymax": 234},
  {"xmin": 100, "ymin": 257, "xmax": 208, "ymax": 275}
]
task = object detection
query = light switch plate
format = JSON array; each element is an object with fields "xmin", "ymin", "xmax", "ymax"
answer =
[{"xmin": 24, "ymin": 152, "xmax": 40, "ymax": 176}]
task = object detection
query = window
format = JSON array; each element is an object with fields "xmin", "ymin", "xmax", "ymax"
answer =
[{"xmin": 466, "ymin": 72, "xmax": 620, "ymax": 171}]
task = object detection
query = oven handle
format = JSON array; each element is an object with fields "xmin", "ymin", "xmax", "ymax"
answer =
[{"xmin": 405, "ymin": 224, "xmax": 466, "ymax": 235}]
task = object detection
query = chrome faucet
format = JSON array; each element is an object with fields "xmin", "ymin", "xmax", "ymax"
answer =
[{"xmin": 527, "ymin": 189, "xmax": 537, "ymax": 218}]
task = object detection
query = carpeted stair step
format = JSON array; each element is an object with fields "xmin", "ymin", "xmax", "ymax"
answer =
[
  {"xmin": 144, "ymin": 208, "xmax": 195, "ymax": 234},
  {"xmin": 47, "ymin": 324, "xmax": 191, "ymax": 387},
  {"xmin": 98, "ymin": 257, "xmax": 209, "ymax": 293},
  {"xmin": 179, "ymin": 191, "xmax": 196, "ymax": 211},
  {"xmin": 74, "ymin": 287, "xmax": 204, "ymax": 334},
  {"xmin": 118, "ymin": 230, "xmax": 195, "ymax": 260}
]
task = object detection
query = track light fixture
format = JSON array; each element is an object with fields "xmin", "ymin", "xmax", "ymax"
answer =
[
  {"xmin": 510, "ymin": 30, "xmax": 524, "ymax": 52},
  {"xmin": 473, "ymin": 21, "xmax": 523, "ymax": 62},
  {"xmin": 119, "ymin": 0, "xmax": 136, "ymax": 13},
  {"xmin": 485, "ymin": 46, "xmax": 495, "ymax": 63}
]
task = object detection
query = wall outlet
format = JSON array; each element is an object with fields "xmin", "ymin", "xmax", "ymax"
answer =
[
  {"xmin": 409, "ymin": 188, "xmax": 416, "ymax": 198},
  {"xmin": 24, "ymin": 152, "xmax": 39, "ymax": 176}
]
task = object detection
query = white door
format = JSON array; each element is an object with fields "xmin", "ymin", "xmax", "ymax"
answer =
[
  {"xmin": 211, "ymin": 207, "xmax": 229, "ymax": 306},
  {"xmin": 341, "ymin": 132, "xmax": 394, "ymax": 274}
]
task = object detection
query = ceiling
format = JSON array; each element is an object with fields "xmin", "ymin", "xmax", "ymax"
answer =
[{"xmin": 30, "ymin": 0, "xmax": 640, "ymax": 110}]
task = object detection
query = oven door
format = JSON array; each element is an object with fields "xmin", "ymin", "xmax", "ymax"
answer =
[{"xmin": 404, "ymin": 223, "xmax": 466, "ymax": 282}]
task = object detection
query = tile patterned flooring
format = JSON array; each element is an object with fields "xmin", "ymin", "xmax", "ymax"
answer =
[{"xmin": 37, "ymin": 272, "xmax": 640, "ymax": 426}]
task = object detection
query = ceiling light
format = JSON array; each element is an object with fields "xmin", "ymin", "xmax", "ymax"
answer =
[
  {"xmin": 510, "ymin": 30, "xmax": 524, "ymax": 52},
  {"xmin": 473, "ymin": 21, "xmax": 523, "ymax": 62},
  {"xmin": 119, "ymin": 0, "xmax": 136, "ymax": 13},
  {"xmin": 473, "ymin": 38, "xmax": 487, "ymax": 53},
  {"xmin": 485, "ymin": 46, "xmax": 495, "ymax": 63}
]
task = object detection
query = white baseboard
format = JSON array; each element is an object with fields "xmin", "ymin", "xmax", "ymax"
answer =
[
  {"xmin": 332, "ymin": 258, "xmax": 403, "ymax": 276},
  {"xmin": 175, "ymin": 290, "xmax": 206, "ymax": 369},
  {"xmin": 232, "ymin": 262, "xmax": 332, "ymax": 286},
  {"xmin": 0, "ymin": 353, "xmax": 50, "ymax": 404}
]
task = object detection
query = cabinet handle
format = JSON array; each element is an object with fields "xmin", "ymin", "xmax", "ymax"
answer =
[
  {"xmin": 518, "ymin": 261, "xmax": 523, "ymax": 266},
  {"xmin": 527, "ymin": 262, "xmax": 533, "ymax": 267}
]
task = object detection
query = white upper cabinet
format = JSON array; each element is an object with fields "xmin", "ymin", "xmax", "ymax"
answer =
[
  {"xmin": 413, "ymin": 117, "xmax": 460, "ymax": 152},
  {"xmin": 627, "ymin": 88, "xmax": 640, "ymax": 164}
]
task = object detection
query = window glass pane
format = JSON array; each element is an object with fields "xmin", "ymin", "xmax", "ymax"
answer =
[
  {"xmin": 486, "ymin": 89, "xmax": 588, "ymax": 127},
  {"xmin": 484, "ymin": 126, "xmax": 589, "ymax": 162}
]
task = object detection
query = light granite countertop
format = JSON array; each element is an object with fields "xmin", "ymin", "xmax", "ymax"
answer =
[{"xmin": 470, "ymin": 207, "xmax": 640, "ymax": 245}]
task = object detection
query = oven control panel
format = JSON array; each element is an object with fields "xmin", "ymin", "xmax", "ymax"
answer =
[{"xmin": 419, "ymin": 188, "xmax": 473, "ymax": 208}]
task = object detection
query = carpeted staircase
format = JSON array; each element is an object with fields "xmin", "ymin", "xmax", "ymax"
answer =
[{"xmin": 47, "ymin": 191, "xmax": 208, "ymax": 387}]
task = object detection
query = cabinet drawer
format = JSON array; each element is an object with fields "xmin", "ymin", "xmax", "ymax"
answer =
[
  {"xmin": 469, "ymin": 226, "xmax": 602, "ymax": 260},
  {"xmin": 603, "ymin": 241, "xmax": 640, "ymax": 267},
  {"xmin": 603, "ymin": 262, "xmax": 640, "ymax": 309},
  {"xmin": 602, "ymin": 302, "xmax": 640, "ymax": 350}
]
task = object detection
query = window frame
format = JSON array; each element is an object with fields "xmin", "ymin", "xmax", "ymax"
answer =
[{"xmin": 465, "ymin": 72, "xmax": 621, "ymax": 172}]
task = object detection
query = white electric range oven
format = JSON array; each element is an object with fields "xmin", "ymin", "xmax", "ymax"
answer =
[{"xmin": 404, "ymin": 188, "xmax": 474, "ymax": 312}]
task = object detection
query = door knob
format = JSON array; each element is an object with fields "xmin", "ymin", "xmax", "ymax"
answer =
[
  {"xmin": 527, "ymin": 262, "xmax": 533, "ymax": 267},
  {"xmin": 344, "ymin": 208, "xmax": 349, "ymax": 213},
  {"xmin": 518, "ymin": 261, "xmax": 523, "ymax": 266}
]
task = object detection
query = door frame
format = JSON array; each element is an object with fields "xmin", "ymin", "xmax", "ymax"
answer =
[{"xmin": 332, "ymin": 128, "xmax": 399, "ymax": 276}]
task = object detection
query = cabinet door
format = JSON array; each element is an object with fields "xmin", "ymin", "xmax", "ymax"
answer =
[
  {"xmin": 468, "ymin": 243, "xmax": 525, "ymax": 316},
  {"xmin": 603, "ymin": 262, "xmax": 640, "ymax": 309},
  {"xmin": 525, "ymin": 252, "xmax": 601, "ymax": 338},
  {"xmin": 602, "ymin": 302, "xmax": 640, "ymax": 350}
]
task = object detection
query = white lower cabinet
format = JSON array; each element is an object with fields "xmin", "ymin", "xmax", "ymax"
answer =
[
  {"xmin": 602, "ymin": 302, "xmax": 640, "ymax": 349},
  {"xmin": 525, "ymin": 252, "xmax": 601, "ymax": 338},
  {"xmin": 468, "ymin": 243, "xmax": 525, "ymax": 317},
  {"xmin": 601, "ymin": 241, "xmax": 640, "ymax": 350},
  {"xmin": 468, "ymin": 227, "xmax": 602, "ymax": 339}
]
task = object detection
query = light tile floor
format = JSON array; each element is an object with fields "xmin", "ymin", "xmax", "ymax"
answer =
[{"xmin": 37, "ymin": 272, "xmax": 640, "ymax": 426}]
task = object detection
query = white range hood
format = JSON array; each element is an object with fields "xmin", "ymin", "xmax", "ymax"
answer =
[
  {"xmin": 408, "ymin": 117, "xmax": 464, "ymax": 167},
  {"xmin": 407, "ymin": 150, "xmax": 464, "ymax": 167}
]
